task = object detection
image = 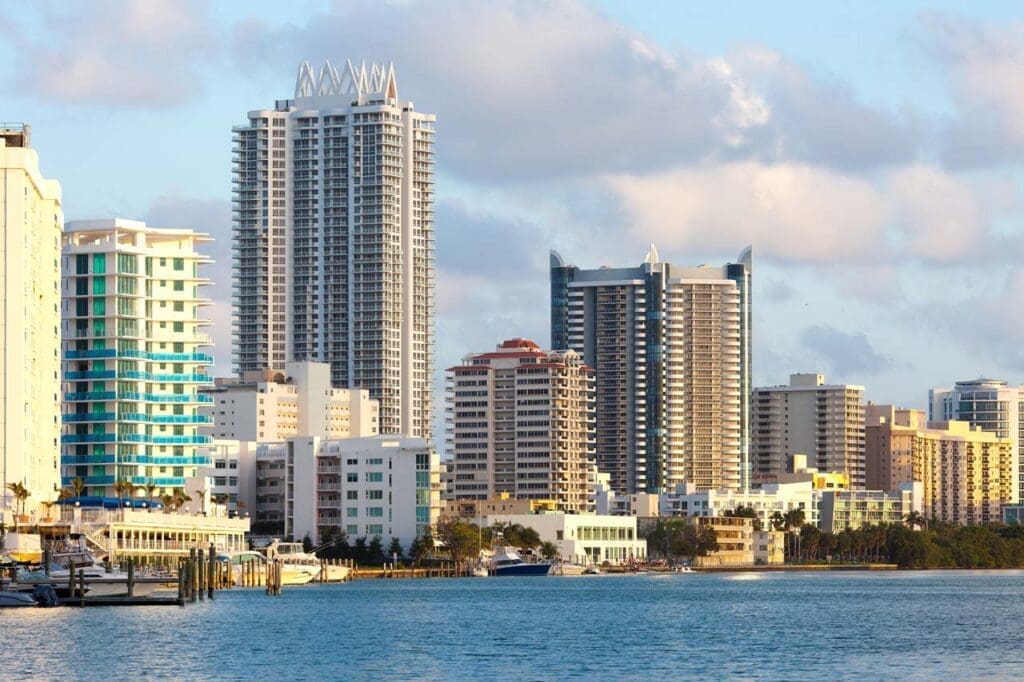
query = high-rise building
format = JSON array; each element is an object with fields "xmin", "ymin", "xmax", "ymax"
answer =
[
  {"xmin": 752, "ymin": 373, "xmax": 866, "ymax": 487},
  {"xmin": 200, "ymin": 361, "xmax": 378, "ymax": 442},
  {"xmin": 233, "ymin": 59, "xmax": 435, "ymax": 438},
  {"xmin": 866, "ymin": 404, "xmax": 1015, "ymax": 524},
  {"xmin": 929, "ymin": 379, "xmax": 1023, "ymax": 504},
  {"xmin": 551, "ymin": 245, "xmax": 751, "ymax": 494},
  {"xmin": 61, "ymin": 219, "xmax": 214, "ymax": 498},
  {"xmin": 446, "ymin": 339, "xmax": 595, "ymax": 513},
  {"xmin": 0, "ymin": 124, "xmax": 62, "ymax": 519}
]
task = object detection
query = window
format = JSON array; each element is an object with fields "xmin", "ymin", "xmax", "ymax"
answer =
[
  {"xmin": 75, "ymin": 278, "xmax": 88, "ymax": 295},
  {"xmin": 117, "ymin": 254, "xmax": 137, "ymax": 274},
  {"xmin": 92, "ymin": 277, "xmax": 106, "ymax": 295},
  {"xmin": 346, "ymin": 473, "xmax": 358, "ymax": 483},
  {"xmin": 366, "ymin": 490, "xmax": 383, "ymax": 500},
  {"xmin": 367, "ymin": 507, "xmax": 384, "ymax": 518},
  {"xmin": 172, "ymin": 322, "xmax": 184, "ymax": 333},
  {"xmin": 173, "ymin": 258, "xmax": 184, "ymax": 271},
  {"xmin": 367, "ymin": 524, "xmax": 384, "ymax": 536},
  {"xmin": 76, "ymin": 254, "xmax": 89, "ymax": 274},
  {"xmin": 346, "ymin": 525, "xmax": 358, "ymax": 535},
  {"xmin": 367, "ymin": 458, "xmax": 383, "ymax": 465},
  {"xmin": 173, "ymin": 280, "xmax": 184, "ymax": 292},
  {"xmin": 365, "ymin": 472, "xmax": 383, "ymax": 483},
  {"xmin": 346, "ymin": 458, "xmax": 358, "ymax": 465},
  {"xmin": 92, "ymin": 254, "xmax": 106, "ymax": 274},
  {"xmin": 346, "ymin": 490, "xmax": 358, "ymax": 500},
  {"xmin": 346, "ymin": 507, "xmax": 358, "ymax": 518}
]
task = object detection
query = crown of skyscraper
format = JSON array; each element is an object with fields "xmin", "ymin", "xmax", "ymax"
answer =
[{"xmin": 294, "ymin": 59, "xmax": 398, "ymax": 100}]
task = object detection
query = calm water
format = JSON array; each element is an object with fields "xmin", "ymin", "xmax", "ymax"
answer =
[{"xmin": 2, "ymin": 571, "xmax": 1023, "ymax": 680}]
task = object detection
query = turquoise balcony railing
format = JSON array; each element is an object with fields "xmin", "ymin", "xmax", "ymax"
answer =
[
  {"xmin": 61, "ymin": 433, "xmax": 116, "ymax": 444},
  {"xmin": 62, "ymin": 412, "xmax": 116, "ymax": 423},
  {"xmin": 64, "ymin": 370, "xmax": 117, "ymax": 380},
  {"xmin": 64, "ymin": 391, "xmax": 116, "ymax": 402}
]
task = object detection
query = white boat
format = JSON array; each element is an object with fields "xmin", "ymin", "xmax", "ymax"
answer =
[
  {"xmin": 582, "ymin": 564, "xmax": 602, "ymax": 575},
  {"xmin": 262, "ymin": 541, "xmax": 320, "ymax": 585},
  {"xmin": 555, "ymin": 563, "xmax": 586, "ymax": 576},
  {"xmin": 488, "ymin": 540, "xmax": 550, "ymax": 577},
  {"xmin": 0, "ymin": 590, "xmax": 36, "ymax": 607},
  {"xmin": 17, "ymin": 543, "xmax": 163, "ymax": 598}
]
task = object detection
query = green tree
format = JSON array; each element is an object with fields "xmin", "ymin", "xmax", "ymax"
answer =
[
  {"xmin": 387, "ymin": 537, "xmax": 404, "ymax": 562},
  {"xmin": 353, "ymin": 536, "xmax": 369, "ymax": 565},
  {"xmin": 434, "ymin": 517, "xmax": 482, "ymax": 568},
  {"xmin": 367, "ymin": 535, "xmax": 385, "ymax": 565},
  {"xmin": 540, "ymin": 541, "xmax": 559, "ymax": 561},
  {"xmin": 302, "ymin": 533, "xmax": 314, "ymax": 553},
  {"xmin": 71, "ymin": 477, "xmax": 86, "ymax": 498},
  {"xmin": 409, "ymin": 527, "xmax": 434, "ymax": 566},
  {"xmin": 726, "ymin": 505, "xmax": 763, "ymax": 531},
  {"xmin": 5, "ymin": 483, "xmax": 30, "ymax": 516}
]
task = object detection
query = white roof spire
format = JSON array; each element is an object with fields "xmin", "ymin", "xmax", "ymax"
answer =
[
  {"xmin": 643, "ymin": 243, "xmax": 660, "ymax": 265},
  {"xmin": 293, "ymin": 59, "xmax": 399, "ymax": 100}
]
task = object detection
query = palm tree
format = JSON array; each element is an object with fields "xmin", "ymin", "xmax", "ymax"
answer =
[
  {"xmin": 40, "ymin": 500, "xmax": 56, "ymax": 521},
  {"xmin": 160, "ymin": 494, "xmax": 175, "ymax": 512},
  {"xmin": 904, "ymin": 511, "xmax": 927, "ymax": 531},
  {"xmin": 770, "ymin": 511, "xmax": 786, "ymax": 532},
  {"xmin": 6, "ymin": 483, "xmax": 30, "ymax": 521},
  {"xmin": 145, "ymin": 483, "xmax": 158, "ymax": 499},
  {"xmin": 71, "ymin": 477, "xmax": 86, "ymax": 498}
]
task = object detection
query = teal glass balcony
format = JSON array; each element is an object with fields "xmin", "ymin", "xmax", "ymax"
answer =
[
  {"xmin": 61, "ymin": 434, "xmax": 116, "ymax": 444},
  {"xmin": 64, "ymin": 370, "xmax": 117, "ymax": 380},
  {"xmin": 64, "ymin": 391, "xmax": 116, "ymax": 402},
  {"xmin": 65, "ymin": 349, "xmax": 117, "ymax": 359},
  {"xmin": 62, "ymin": 412, "xmax": 116, "ymax": 423}
]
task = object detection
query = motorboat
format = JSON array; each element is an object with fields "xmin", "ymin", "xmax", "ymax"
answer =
[
  {"xmin": 555, "ymin": 563, "xmax": 585, "ymax": 576},
  {"xmin": 489, "ymin": 542, "xmax": 550, "ymax": 576},
  {"xmin": 261, "ymin": 541, "xmax": 320, "ymax": 585},
  {"xmin": 0, "ymin": 590, "xmax": 36, "ymax": 608},
  {"xmin": 17, "ymin": 542, "xmax": 162, "ymax": 598},
  {"xmin": 582, "ymin": 564, "xmax": 602, "ymax": 575}
]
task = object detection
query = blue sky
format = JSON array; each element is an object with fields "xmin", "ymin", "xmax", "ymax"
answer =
[{"xmin": 4, "ymin": 0, "xmax": 1024, "ymax": 424}]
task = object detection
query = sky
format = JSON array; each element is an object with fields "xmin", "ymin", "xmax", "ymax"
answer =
[{"xmin": 4, "ymin": 0, "xmax": 1024, "ymax": 429}]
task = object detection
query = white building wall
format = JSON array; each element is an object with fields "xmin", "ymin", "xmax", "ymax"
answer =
[
  {"xmin": 484, "ymin": 513, "xmax": 647, "ymax": 565},
  {"xmin": 0, "ymin": 127, "xmax": 62, "ymax": 519}
]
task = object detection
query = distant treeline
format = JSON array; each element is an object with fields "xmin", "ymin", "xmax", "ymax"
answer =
[{"xmin": 793, "ymin": 522, "xmax": 1024, "ymax": 569}]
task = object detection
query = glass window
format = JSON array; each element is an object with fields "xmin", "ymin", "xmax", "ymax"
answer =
[
  {"xmin": 92, "ymin": 254, "xmax": 106, "ymax": 275},
  {"xmin": 173, "ymin": 280, "xmax": 184, "ymax": 292},
  {"xmin": 365, "ymin": 472, "xmax": 383, "ymax": 483},
  {"xmin": 366, "ymin": 490, "xmax": 383, "ymax": 500},
  {"xmin": 76, "ymin": 278, "xmax": 88, "ymax": 295},
  {"xmin": 76, "ymin": 254, "xmax": 89, "ymax": 274},
  {"xmin": 173, "ymin": 258, "xmax": 184, "ymax": 271},
  {"xmin": 367, "ymin": 507, "xmax": 384, "ymax": 517},
  {"xmin": 346, "ymin": 490, "xmax": 358, "ymax": 500},
  {"xmin": 346, "ymin": 473, "xmax": 357, "ymax": 483},
  {"xmin": 346, "ymin": 507, "xmax": 358, "ymax": 518}
]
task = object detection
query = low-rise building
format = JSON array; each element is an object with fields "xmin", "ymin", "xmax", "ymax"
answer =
[
  {"xmin": 1004, "ymin": 504, "xmax": 1024, "ymax": 525},
  {"xmin": 484, "ymin": 513, "xmax": 646, "ymax": 566},
  {"xmin": 660, "ymin": 481, "xmax": 820, "ymax": 529},
  {"xmin": 754, "ymin": 530, "xmax": 784, "ymax": 565},
  {"xmin": 442, "ymin": 494, "xmax": 557, "ymax": 520},
  {"xmin": 594, "ymin": 483, "xmax": 661, "ymax": 517},
  {"xmin": 254, "ymin": 435, "xmax": 441, "ymax": 551},
  {"xmin": 818, "ymin": 485, "xmax": 919, "ymax": 534},
  {"xmin": 196, "ymin": 439, "xmax": 258, "ymax": 516},
  {"xmin": 201, "ymin": 361, "xmax": 379, "ymax": 442},
  {"xmin": 689, "ymin": 516, "xmax": 754, "ymax": 567}
]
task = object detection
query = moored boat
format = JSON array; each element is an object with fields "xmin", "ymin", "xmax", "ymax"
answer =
[
  {"xmin": 0, "ymin": 590, "xmax": 36, "ymax": 608},
  {"xmin": 489, "ymin": 542, "xmax": 550, "ymax": 576}
]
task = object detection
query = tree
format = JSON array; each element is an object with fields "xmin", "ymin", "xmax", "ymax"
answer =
[
  {"xmin": 6, "ymin": 483, "xmax": 30, "ymax": 517},
  {"xmin": 145, "ymin": 483, "xmax": 158, "ymax": 499},
  {"xmin": 302, "ymin": 533, "xmax": 314, "ymax": 553},
  {"xmin": 409, "ymin": 528, "xmax": 434, "ymax": 566},
  {"xmin": 540, "ymin": 541, "xmax": 559, "ymax": 562},
  {"xmin": 71, "ymin": 477, "xmax": 86, "ymax": 498},
  {"xmin": 725, "ymin": 505, "xmax": 763, "ymax": 531},
  {"xmin": 353, "ymin": 536, "xmax": 369, "ymax": 565},
  {"xmin": 434, "ymin": 517, "xmax": 481, "ymax": 568},
  {"xmin": 644, "ymin": 519, "xmax": 718, "ymax": 563},
  {"xmin": 387, "ymin": 537, "xmax": 404, "ymax": 562},
  {"xmin": 905, "ymin": 511, "xmax": 927, "ymax": 531},
  {"xmin": 367, "ymin": 536, "xmax": 385, "ymax": 565},
  {"xmin": 770, "ymin": 511, "xmax": 786, "ymax": 532}
]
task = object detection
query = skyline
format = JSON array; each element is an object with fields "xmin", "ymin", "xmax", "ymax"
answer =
[{"xmin": 5, "ymin": 1, "xmax": 1024, "ymax": 419}]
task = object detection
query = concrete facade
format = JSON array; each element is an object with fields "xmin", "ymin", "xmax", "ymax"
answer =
[
  {"xmin": 61, "ymin": 219, "xmax": 213, "ymax": 498},
  {"xmin": 201, "ymin": 361, "xmax": 379, "ymax": 442},
  {"xmin": 818, "ymin": 486, "xmax": 918, "ymax": 534},
  {"xmin": 0, "ymin": 125, "xmax": 62, "ymax": 521},
  {"xmin": 753, "ymin": 373, "xmax": 866, "ymax": 488},
  {"xmin": 446, "ymin": 339, "xmax": 595, "ymax": 513},
  {"xmin": 551, "ymin": 245, "xmax": 752, "ymax": 495},
  {"xmin": 485, "ymin": 513, "xmax": 646, "ymax": 566},
  {"xmin": 660, "ymin": 481, "xmax": 820, "ymax": 529},
  {"xmin": 233, "ymin": 60, "xmax": 435, "ymax": 439}
]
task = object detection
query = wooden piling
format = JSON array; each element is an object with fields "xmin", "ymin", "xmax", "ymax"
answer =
[
  {"xmin": 68, "ymin": 563, "xmax": 76, "ymax": 600},
  {"xmin": 127, "ymin": 559, "xmax": 135, "ymax": 598},
  {"xmin": 197, "ymin": 549, "xmax": 206, "ymax": 601},
  {"xmin": 208, "ymin": 543, "xmax": 216, "ymax": 599},
  {"xmin": 78, "ymin": 568, "xmax": 86, "ymax": 607}
]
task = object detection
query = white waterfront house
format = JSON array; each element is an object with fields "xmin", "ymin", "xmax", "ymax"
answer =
[{"xmin": 484, "ymin": 513, "xmax": 647, "ymax": 566}]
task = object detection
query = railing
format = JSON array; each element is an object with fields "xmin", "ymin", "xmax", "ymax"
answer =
[{"xmin": 62, "ymin": 412, "xmax": 116, "ymax": 422}]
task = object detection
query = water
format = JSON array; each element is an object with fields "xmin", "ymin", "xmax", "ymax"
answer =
[{"xmin": 2, "ymin": 571, "xmax": 1023, "ymax": 680}]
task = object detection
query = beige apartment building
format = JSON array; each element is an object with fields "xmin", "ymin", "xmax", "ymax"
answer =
[
  {"xmin": 0, "ymin": 124, "xmax": 62, "ymax": 519},
  {"xmin": 201, "ymin": 361, "xmax": 378, "ymax": 442},
  {"xmin": 446, "ymin": 339, "xmax": 595, "ymax": 513},
  {"xmin": 753, "ymin": 373, "xmax": 865, "ymax": 487},
  {"xmin": 866, "ymin": 405, "xmax": 1014, "ymax": 525}
]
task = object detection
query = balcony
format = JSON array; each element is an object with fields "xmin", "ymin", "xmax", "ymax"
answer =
[
  {"xmin": 64, "ymin": 391, "xmax": 117, "ymax": 402},
  {"xmin": 62, "ymin": 412, "xmax": 116, "ymax": 423},
  {"xmin": 61, "ymin": 433, "xmax": 116, "ymax": 444}
]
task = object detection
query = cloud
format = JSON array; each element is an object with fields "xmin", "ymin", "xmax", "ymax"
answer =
[
  {"xmin": 231, "ymin": 0, "xmax": 914, "ymax": 181},
  {"xmin": 605, "ymin": 161, "xmax": 1023, "ymax": 267},
  {"xmin": 800, "ymin": 325, "xmax": 889, "ymax": 377},
  {"xmin": 435, "ymin": 200, "xmax": 546, "ymax": 278},
  {"xmin": 921, "ymin": 13, "xmax": 1024, "ymax": 167},
  {"xmin": 144, "ymin": 194, "xmax": 233, "ymax": 375},
  {"xmin": 7, "ymin": 0, "xmax": 216, "ymax": 106}
]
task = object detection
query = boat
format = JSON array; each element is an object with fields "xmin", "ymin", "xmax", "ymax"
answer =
[
  {"xmin": 488, "ymin": 540, "xmax": 550, "ymax": 577},
  {"xmin": 16, "ymin": 539, "xmax": 163, "ymax": 598},
  {"xmin": 555, "ymin": 562, "xmax": 585, "ymax": 576},
  {"xmin": 261, "ymin": 541, "xmax": 320, "ymax": 585},
  {"xmin": 0, "ymin": 590, "xmax": 36, "ymax": 608},
  {"xmin": 582, "ymin": 564, "xmax": 602, "ymax": 575}
]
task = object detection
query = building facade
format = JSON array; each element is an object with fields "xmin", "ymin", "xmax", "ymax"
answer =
[
  {"xmin": 659, "ymin": 481, "xmax": 821, "ymax": 529},
  {"xmin": 866, "ymin": 405, "xmax": 1014, "ymax": 525},
  {"xmin": 551, "ymin": 245, "xmax": 751, "ymax": 494},
  {"xmin": 196, "ymin": 439, "xmax": 259, "ymax": 516},
  {"xmin": 930, "ymin": 379, "xmax": 1024, "ymax": 504},
  {"xmin": 446, "ymin": 339, "xmax": 595, "ymax": 513},
  {"xmin": 233, "ymin": 59, "xmax": 435, "ymax": 438},
  {"xmin": 752, "ymin": 373, "xmax": 865, "ymax": 487},
  {"xmin": 254, "ymin": 435, "xmax": 440, "ymax": 549},
  {"xmin": 201, "ymin": 361, "xmax": 378, "ymax": 442},
  {"xmin": 485, "ymin": 513, "xmax": 647, "ymax": 566},
  {"xmin": 0, "ymin": 124, "xmax": 62, "ymax": 519},
  {"xmin": 61, "ymin": 219, "xmax": 214, "ymax": 497},
  {"xmin": 818, "ymin": 486, "xmax": 917, "ymax": 534}
]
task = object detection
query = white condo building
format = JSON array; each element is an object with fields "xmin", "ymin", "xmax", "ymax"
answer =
[
  {"xmin": 752, "ymin": 373, "xmax": 866, "ymax": 488},
  {"xmin": 551, "ymin": 245, "xmax": 751, "ymax": 494},
  {"xmin": 61, "ymin": 219, "xmax": 214, "ymax": 498},
  {"xmin": 233, "ymin": 59, "xmax": 436, "ymax": 438},
  {"xmin": 0, "ymin": 125, "xmax": 62, "ymax": 519},
  {"xmin": 201, "ymin": 361, "xmax": 378, "ymax": 442}
]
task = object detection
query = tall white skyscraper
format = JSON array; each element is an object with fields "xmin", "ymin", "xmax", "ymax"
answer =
[
  {"xmin": 0, "ymin": 124, "xmax": 62, "ymax": 519},
  {"xmin": 233, "ymin": 59, "xmax": 436, "ymax": 439},
  {"xmin": 551, "ymin": 245, "xmax": 752, "ymax": 494}
]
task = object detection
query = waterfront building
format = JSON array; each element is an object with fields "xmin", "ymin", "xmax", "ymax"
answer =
[
  {"xmin": 0, "ymin": 124, "xmax": 62, "ymax": 520},
  {"xmin": 659, "ymin": 480, "xmax": 820, "ymax": 529},
  {"xmin": 593, "ymin": 486, "xmax": 661, "ymax": 517},
  {"xmin": 753, "ymin": 530, "xmax": 785, "ymax": 565},
  {"xmin": 551, "ymin": 245, "xmax": 752, "ymax": 494},
  {"xmin": 254, "ymin": 435, "xmax": 440, "ymax": 549},
  {"xmin": 754, "ymin": 454, "xmax": 849, "ymax": 490},
  {"xmin": 930, "ymin": 379, "xmax": 1024, "ymax": 503},
  {"xmin": 866, "ymin": 405, "xmax": 1014, "ymax": 525},
  {"xmin": 233, "ymin": 59, "xmax": 435, "ymax": 438},
  {"xmin": 446, "ymin": 339, "xmax": 595, "ymax": 513},
  {"xmin": 61, "ymin": 219, "xmax": 213, "ymax": 498},
  {"xmin": 196, "ymin": 439, "xmax": 258, "ymax": 516},
  {"xmin": 1004, "ymin": 505, "xmax": 1024, "ymax": 525},
  {"xmin": 201, "ymin": 361, "xmax": 378, "ymax": 442},
  {"xmin": 442, "ymin": 494, "xmax": 558, "ymax": 520},
  {"xmin": 752, "ymin": 373, "xmax": 865, "ymax": 487},
  {"xmin": 484, "ymin": 512, "xmax": 647, "ymax": 566},
  {"xmin": 818, "ymin": 486, "xmax": 918, "ymax": 534}
]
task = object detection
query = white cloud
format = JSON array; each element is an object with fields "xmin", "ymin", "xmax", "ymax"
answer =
[{"xmin": 8, "ymin": 0, "xmax": 216, "ymax": 106}]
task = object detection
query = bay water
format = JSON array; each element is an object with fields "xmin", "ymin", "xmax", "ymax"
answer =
[{"xmin": 2, "ymin": 570, "xmax": 1022, "ymax": 680}]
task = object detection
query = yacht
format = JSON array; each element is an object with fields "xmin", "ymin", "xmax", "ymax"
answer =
[
  {"xmin": 0, "ymin": 590, "xmax": 37, "ymax": 608},
  {"xmin": 489, "ymin": 542, "xmax": 551, "ymax": 576},
  {"xmin": 261, "ymin": 541, "xmax": 320, "ymax": 585},
  {"xmin": 17, "ymin": 553, "xmax": 163, "ymax": 598}
]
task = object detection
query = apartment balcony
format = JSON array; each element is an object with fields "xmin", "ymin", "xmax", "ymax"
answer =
[{"xmin": 62, "ymin": 412, "xmax": 116, "ymax": 423}]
